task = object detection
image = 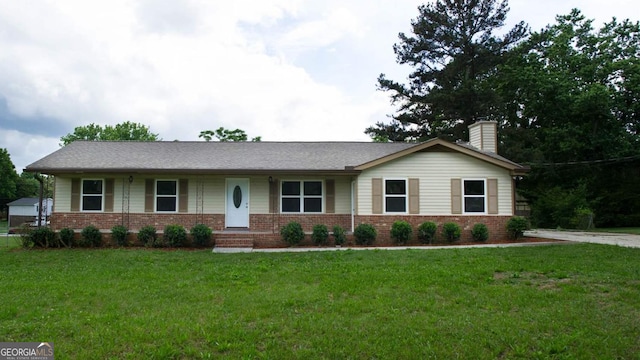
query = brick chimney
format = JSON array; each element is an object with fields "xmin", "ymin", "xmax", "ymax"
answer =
[{"xmin": 468, "ymin": 121, "xmax": 497, "ymax": 153}]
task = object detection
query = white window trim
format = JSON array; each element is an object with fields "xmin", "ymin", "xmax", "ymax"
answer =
[
  {"xmin": 462, "ymin": 178, "xmax": 487, "ymax": 215},
  {"xmin": 155, "ymin": 179, "xmax": 179, "ymax": 213},
  {"xmin": 81, "ymin": 178, "xmax": 104, "ymax": 212},
  {"xmin": 384, "ymin": 178, "xmax": 408, "ymax": 214},
  {"xmin": 280, "ymin": 180, "xmax": 324, "ymax": 213}
]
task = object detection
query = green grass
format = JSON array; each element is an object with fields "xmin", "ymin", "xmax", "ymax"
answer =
[
  {"xmin": 1, "ymin": 244, "xmax": 639, "ymax": 359},
  {"xmin": 593, "ymin": 227, "xmax": 640, "ymax": 235},
  {"xmin": 0, "ymin": 219, "xmax": 7, "ymax": 233}
]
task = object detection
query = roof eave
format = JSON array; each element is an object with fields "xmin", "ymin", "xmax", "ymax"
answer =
[{"xmin": 25, "ymin": 168, "xmax": 361, "ymax": 176}]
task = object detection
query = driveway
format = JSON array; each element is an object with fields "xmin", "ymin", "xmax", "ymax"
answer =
[{"xmin": 525, "ymin": 229, "xmax": 640, "ymax": 248}]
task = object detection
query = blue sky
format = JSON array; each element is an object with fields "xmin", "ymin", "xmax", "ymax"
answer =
[{"xmin": 1, "ymin": 0, "xmax": 637, "ymax": 173}]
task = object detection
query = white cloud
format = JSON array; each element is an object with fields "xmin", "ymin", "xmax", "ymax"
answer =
[{"xmin": 0, "ymin": 0, "xmax": 637, "ymax": 173}]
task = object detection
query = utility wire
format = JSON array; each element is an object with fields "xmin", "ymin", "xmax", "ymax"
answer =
[{"xmin": 522, "ymin": 154, "xmax": 640, "ymax": 167}]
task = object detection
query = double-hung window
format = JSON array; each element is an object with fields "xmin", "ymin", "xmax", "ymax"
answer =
[
  {"xmin": 281, "ymin": 180, "xmax": 322, "ymax": 213},
  {"xmin": 463, "ymin": 179, "xmax": 486, "ymax": 213},
  {"xmin": 82, "ymin": 179, "xmax": 103, "ymax": 211},
  {"xmin": 156, "ymin": 180, "xmax": 178, "ymax": 212},
  {"xmin": 385, "ymin": 179, "xmax": 407, "ymax": 213}
]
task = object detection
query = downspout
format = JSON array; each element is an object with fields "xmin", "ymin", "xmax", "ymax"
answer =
[
  {"xmin": 35, "ymin": 174, "xmax": 44, "ymax": 228},
  {"xmin": 351, "ymin": 179, "xmax": 355, "ymax": 233}
]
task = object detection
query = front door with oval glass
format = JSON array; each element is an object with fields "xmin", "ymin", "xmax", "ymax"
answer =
[{"xmin": 226, "ymin": 179, "xmax": 249, "ymax": 228}]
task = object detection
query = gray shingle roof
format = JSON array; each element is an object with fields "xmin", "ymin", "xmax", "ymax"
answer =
[
  {"xmin": 8, "ymin": 198, "xmax": 40, "ymax": 206},
  {"xmin": 25, "ymin": 140, "xmax": 528, "ymax": 174},
  {"xmin": 25, "ymin": 141, "xmax": 418, "ymax": 173}
]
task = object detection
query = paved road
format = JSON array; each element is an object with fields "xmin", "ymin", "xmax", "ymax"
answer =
[{"xmin": 525, "ymin": 229, "xmax": 640, "ymax": 248}]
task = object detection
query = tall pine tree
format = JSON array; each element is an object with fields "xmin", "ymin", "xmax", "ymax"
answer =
[{"xmin": 369, "ymin": 0, "xmax": 527, "ymax": 142}]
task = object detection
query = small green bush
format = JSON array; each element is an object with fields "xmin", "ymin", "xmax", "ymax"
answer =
[
  {"xmin": 417, "ymin": 222, "xmax": 437, "ymax": 244},
  {"xmin": 332, "ymin": 225, "xmax": 346, "ymax": 246},
  {"xmin": 111, "ymin": 225, "xmax": 129, "ymax": 246},
  {"xmin": 311, "ymin": 224, "xmax": 329, "ymax": 246},
  {"xmin": 354, "ymin": 223, "xmax": 377, "ymax": 246},
  {"xmin": 59, "ymin": 227, "xmax": 75, "ymax": 247},
  {"xmin": 281, "ymin": 222, "xmax": 305, "ymax": 246},
  {"xmin": 164, "ymin": 224, "xmax": 187, "ymax": 247},
  {"xmin": 572, "ymin": 207, "xmax": 594, "ymax": 230},
  {"xmin": 471, "ymin": 223, "xmax": 489, "ymax": 242},
  {"xmin": 31, "ymin": 227, "xmax": 57, "ymax": 247},
  {"xmin": 18, "ymin": 224, "xmax": 33, "ymax": 248},
  {"xmin": 390, "ymin": 220, "xmax": 412, "ymax": 244},
  {"xmin": 191, "ymin": 224, "xmax": 213, "ymax": 247},
  {"xmin": 81, "ymin": 225, "xmax": 102, "ymax": 247},
  {"xmin": 138, "ymin": 226, "xmax": 158, "ymax": 247},
  {"xmin": 442, "ymin": 222, "xmax": 461, "ymax": 243},
  {"xmin": 506, "ymin": 216, "xmax": 529, "ymax": 240}
]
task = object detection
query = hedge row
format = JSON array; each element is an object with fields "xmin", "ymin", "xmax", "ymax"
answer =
[
  {"xmin": 280, "ymin": 217, "xmax": 530, "ymax": 247},
  {"xmin": 18, "ymin": 224, "xmax": 214, "ymax": 249}
]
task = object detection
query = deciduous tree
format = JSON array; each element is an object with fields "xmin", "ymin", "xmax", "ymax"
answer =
[
  {"xmin": 60, "ymin": 121, "xmax": 159, "ymax": 145},
  {"xmin": 199, "ymin": 127, "xmax": 261, "ymax": 142}
]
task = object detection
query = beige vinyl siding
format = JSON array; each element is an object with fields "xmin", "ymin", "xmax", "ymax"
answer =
[
  {"xmin": 55, "ymin": 175, "xmax": 353, "ymax": 215},
  {"xmin": 469, "ymin": 129, "xmax": 482, "ymax": 150},
  {"xmin": 483, "ymin": 134, "xmax": 497, "ymax": 154},
  {"xmin": 250, "ymin": 177, "xmax": 269, "ymax": 214},
  {"xmin": 357, "ymin": 152, "xmax": 514, "ymax": 215},
  {"xmin": 54, "ymin": 177, "xmax": 72, "ymax": 212},
  {"xmin": 333, "ymin": 177, "xmax": 352, "ymax": 214}
]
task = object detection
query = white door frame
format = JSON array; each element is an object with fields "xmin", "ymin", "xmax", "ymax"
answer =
[{"xmin": 225, "ymin": 178, "xmax": 250, "ymax": 228}]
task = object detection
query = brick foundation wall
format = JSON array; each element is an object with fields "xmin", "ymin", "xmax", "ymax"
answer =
[
  {"xmin": 355, "ymin": 215, "xmax": 511, "ymax": 245},
  {"xmin": 51, "ymin": 212, "xmax": 511, "ymax": 247},
  {"xmin": 51, "ymin": 213, "xmax": 225, "ymax": 232}
]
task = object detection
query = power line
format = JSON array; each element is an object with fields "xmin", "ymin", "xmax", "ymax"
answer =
[{"xmin": 522, "ymin": 154, "xmax": 640, "ymax": 167}]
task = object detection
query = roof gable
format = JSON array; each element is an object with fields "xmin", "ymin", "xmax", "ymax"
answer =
[{"xmin": 354, "ymin": 138, "xmax": 528, "ymax": 175}]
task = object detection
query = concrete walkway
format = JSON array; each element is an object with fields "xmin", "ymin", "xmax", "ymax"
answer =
[
  {"xmin": 215, "ymin": 241, "xmax": 563, "ymax": 253},
  {"xmin": 525, "ymin": 229, "xmax": 640, "ymax": 248}
]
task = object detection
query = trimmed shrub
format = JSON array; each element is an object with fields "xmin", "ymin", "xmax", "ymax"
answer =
[
  {"xmin": 390, "ymin": 220, "xmax": 412, "ymax": 244},
  {"xmin": 138, "ymin": 226, "xmax": 158, "ymax": 247},
  {"xmin": 417, "ymin": 222, "xmax": 437, "ymax": 244},
  {"xmin": 442, "ymin": 222, "xmax": 461, "ymax": 243},
  {"xmin": 164, "ymin": 224, "xmax": 187, "ymax": 247},
  {"xmin": 111, "ymin": 225, "xmax": 129, "ymax": 246},
  {"xmin": 281, "ymin": 221, "xmax": 305, "ymax": 246},
  {"xmin": 354, "ymin": 223, "xmax": 377, "ymax": 246},
  {"xmin": 332, "ymin": 225, "xmax": 346, "ymax": 246},
  {"xmin": 59, "ymin": 227, "xmax": 75, "ymax": 247},
  {"xmin": 471, "ymin": 223, "xmax": 489, "ymax": 242},
  {"xmin": 31, "ymin": 227, "xmax": 57, "ymax": 248},
  {"xmin": 191, "ymin": 224, "xmax": 213, "ymax": 247},
  {"xmin": 506, "ymin": 216, "xmax": 529, "ymax": 240},
  {"xmin": 311, "ymin": 224, "xmax": 329, "ymax": 246},
  {"xmin": 17, "ymin": 224, "xmax": 33, "ymax": 248},
  {"xmin": 81, "ymin": 225, "xmax": 102, "ymax": 247}
]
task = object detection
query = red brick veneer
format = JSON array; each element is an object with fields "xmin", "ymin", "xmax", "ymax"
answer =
[{"xmin": 51, "ymin": 213, "xmax": 511, "ymax": 247}]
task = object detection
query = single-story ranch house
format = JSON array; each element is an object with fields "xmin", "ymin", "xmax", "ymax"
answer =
[{"xmin": 25, "ymin": 121, "xmax": 528, "ymax": 247}]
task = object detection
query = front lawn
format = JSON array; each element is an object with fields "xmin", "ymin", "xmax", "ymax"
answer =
[{"xmin": 1, "ymin": 244, "xmax": 639, "ymax": 359}]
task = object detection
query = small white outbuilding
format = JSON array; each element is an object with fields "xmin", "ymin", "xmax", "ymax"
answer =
[{"xmin": 7, "ymin": 197, "xmax": 53, "ymax": 227}]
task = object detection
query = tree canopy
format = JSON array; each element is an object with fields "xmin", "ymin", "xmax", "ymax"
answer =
[
  {"xmin": 60, "ymin": 121, "xmax": 160, "ymax": 146},
  {"xmin": 372, "ymin": 3, "xmax": 640, "ymax": 227},
  {"xmin": 199, "ymin": 127, "xmax": 261, "ymax": 142},
  {"xmin": 369, "ymin": 0, "xmax": 527, "ymax": 142},
  {"xmin": 495, "ymin": 10, "xmax": 640, "ymax": 227},
  {"xmin": 0, "ymin": 148, "xmax": 19, "ymax": 200}
]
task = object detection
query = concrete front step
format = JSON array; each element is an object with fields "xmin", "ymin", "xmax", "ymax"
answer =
[
  {"xmin": 215, "ymin": 239, "xmax": 253, "ymax": 247},
  {"xmin": 213, "ymin": 236, "xmax": 253, "ymax": 253}
]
